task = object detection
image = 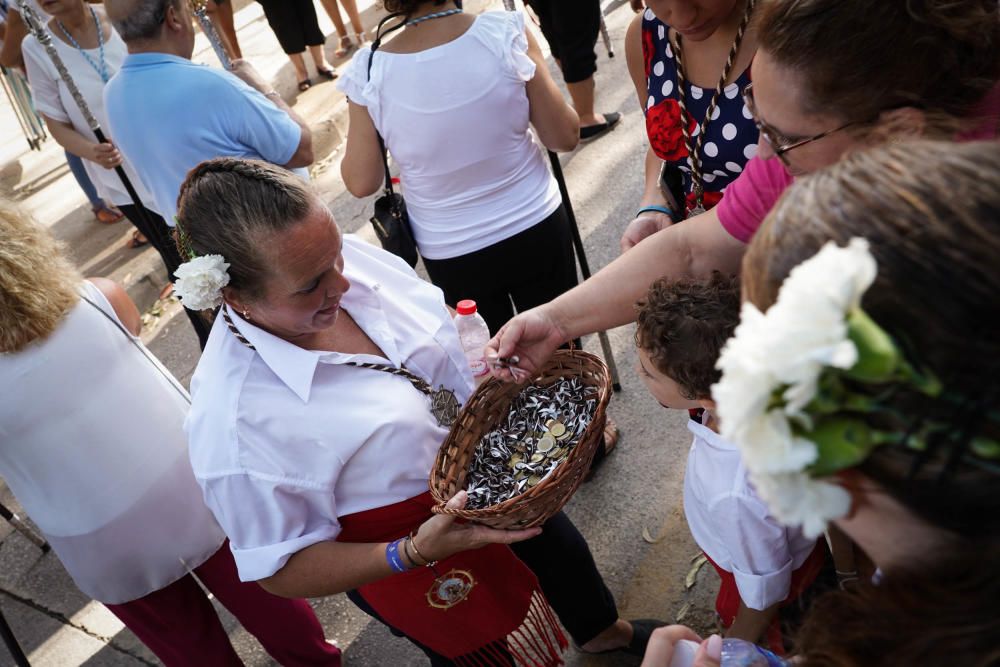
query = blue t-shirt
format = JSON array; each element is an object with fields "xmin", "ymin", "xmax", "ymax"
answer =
[{"xmin": 103, "ymin": 53, "xmax": 301, "ymax": 224}]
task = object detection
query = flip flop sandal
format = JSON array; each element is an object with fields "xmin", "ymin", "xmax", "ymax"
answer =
[
  {"xmin": 334, "ymin": 35, "xmax": 355, "ymax": 58},
  {"xmin": 298, "ymin": 78, "xmax": 312, "ymax": 92},
  {"xmin": 580, "ymin": 619, "xmax": 667, "ymax": 657},
  {"xmin": 579, "ymin": 111, "xmax": 622, "ymax": 142},
  {"xmin": 317, "ymin": 67, "xmax": 338, "ymax": 81},
  {"xmin": 93, "ymin": 205, "xmax": 124, "ymax": 224},
  {"xmin": 126, "ymin": 230, "xmax": 149, "ymax": 249},
  {"xmin": 584, "ymin": 416, "xmax": 620, "ymax": 482}
]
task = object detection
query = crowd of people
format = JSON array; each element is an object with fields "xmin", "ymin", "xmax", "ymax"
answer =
[{"xmin": 0, "ymin": 0, "xmax": 998, "ymax": 666}]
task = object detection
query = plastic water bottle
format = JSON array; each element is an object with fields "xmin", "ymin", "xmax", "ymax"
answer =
[{"xmin": 455, "ymin": 299, "xmax": 490, "ymax": 380}]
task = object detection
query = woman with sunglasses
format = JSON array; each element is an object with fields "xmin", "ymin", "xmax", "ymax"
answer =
[{"xmin": 487, "ymin": 0, "xmax": 1000, "ymax": 377}]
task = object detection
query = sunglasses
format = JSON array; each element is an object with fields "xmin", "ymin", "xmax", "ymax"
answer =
[{"xmin": 742, "ymin": 83, "xmax": 859, "ymax": 167}]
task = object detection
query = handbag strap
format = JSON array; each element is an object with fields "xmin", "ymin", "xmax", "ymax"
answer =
[{"xmin": 367, "ymin": 13, "xmax": 407, "ymax": 200}]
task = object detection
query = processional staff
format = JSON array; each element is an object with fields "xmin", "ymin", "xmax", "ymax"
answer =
[{"xmin": 17, "ymin": 0, "xmax": 155, "ymax": 231}]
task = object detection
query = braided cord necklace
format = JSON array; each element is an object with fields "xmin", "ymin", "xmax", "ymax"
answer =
[
  {"xmin": 672, "ymin": 0, "xmax": 755, "ymax": 215},
  {"xmin": 405, "ymin": 7, "xmax": 462, "ymax": 26},
  {"xmin": 56, "ymin": 5, "xmax": 109, "ymax": 83},
  {"xmin": 221, "ymin": 306, "xmax": 460, "ymax": 427}
]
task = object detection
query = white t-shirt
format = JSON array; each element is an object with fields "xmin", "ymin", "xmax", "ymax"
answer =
[
  {"xmin": 21, "ymin": 8, "xmax": 156, "ymax": 210},
  {"xmin": 683, "ymin": 417, "xmax": 818, "ymax": 611},
  {"xmin": 338, "ymin": 11, "xmax": 561, "ymax": 260},
  {"xmin": 186, "ymin": 236, "xmax": 476, "ymax": 582},
  {"xmin": 0, "ymin": 282, "xmax": 225, "ymax": 604}
]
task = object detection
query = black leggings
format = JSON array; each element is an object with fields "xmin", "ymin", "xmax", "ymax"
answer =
[
  {"xmin": 422, "ymin": 205, "xmax": 579, "ymax": 338},
  {"xmin": 524, "ymin": 0, "xmax": 601, "ymax": 84},
  {"xmin": 347, "ymin": 510, "xmax": 618, "ymax": 666},
  {"xmin": 257, "ymin": 0, "xmax": 325, "ymax": 54},
  {"xmin": 118, "ymin": 204, "xmax": 212, "ymax": 349}
]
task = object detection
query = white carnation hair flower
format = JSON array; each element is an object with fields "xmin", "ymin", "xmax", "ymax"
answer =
[
  {"xmin": 712, "ymin": 238, "xmax": 877, "ymax": 538},
  {"xmin": 173, "ymin": 254, "xmax": 230, "ymax": 311}
]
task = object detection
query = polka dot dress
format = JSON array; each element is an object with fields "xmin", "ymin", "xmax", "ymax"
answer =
[{"xmin": 641, "ymin": 9, "xmax": 758, "ymax": 213}]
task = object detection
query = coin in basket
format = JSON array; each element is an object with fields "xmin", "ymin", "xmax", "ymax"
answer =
[
  {"xmin": 545, "ymin": 418, "xmax": 556, "ymax": 430},
  {"xmin": 549, "ymin": 421, "xmax": 567, "ymax": 438},
  {"xmin": 537, "ymin": 435, "xmax": 556, "ymax": 453},
  {"xmin": 529, "ymin": 453, "xmax": 545, "ymax": 464},
  {"xmin": 509, "ymin": 453, "xmax": 523, "ymax": 466},
  {"xmin": 526, "ymin": 474, "xmax": 542, "ymax": 487},
  {"xmin": 549, "ymin": 445, "xmax": 567, "ymax": 459}
]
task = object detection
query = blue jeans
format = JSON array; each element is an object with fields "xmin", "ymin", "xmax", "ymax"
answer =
[{"xmin": 65, "ymin": 150, "xmax": 105, "ymax": 207}]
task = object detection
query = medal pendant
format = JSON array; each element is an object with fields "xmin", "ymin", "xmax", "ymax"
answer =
[
  {"xmin": 688, "ymin": 203, "xmax": 707, "ymax": 217},
  {"xmin": 426, "ymin": 568, "xmax": 476, "ymax": 609},
  {"xmin": 430, "ymin": 386, "xmax": 460, "ymax": 427}
]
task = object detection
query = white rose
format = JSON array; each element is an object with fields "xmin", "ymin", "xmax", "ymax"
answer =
[
  {"xmin": 173, "ymin": 254, "xmax": 230, "ymax": 311},
  {"xmin": 751, "ymin": 471, "xmax": 852, "ymax": 539}
]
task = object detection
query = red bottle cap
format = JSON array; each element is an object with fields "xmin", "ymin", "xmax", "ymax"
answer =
[{"xmin": 456, "ymin": 300, "xmax": 478, "ymax": 315}]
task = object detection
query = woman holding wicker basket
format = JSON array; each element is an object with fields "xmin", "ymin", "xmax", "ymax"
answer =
[{"xmin": 175, "ymin": 157, "xmax": 661, "ymax": 666}]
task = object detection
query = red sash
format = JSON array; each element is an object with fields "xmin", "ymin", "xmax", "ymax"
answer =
[{"xmin": 338, "ymin": 492, "xmax": 567, "ymax": 666}]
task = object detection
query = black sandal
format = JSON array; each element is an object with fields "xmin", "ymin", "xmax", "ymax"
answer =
[
  {"xmin": 580, "ymin": 111, "xmax": 622, "ymax": 142},
  {"xmin": 317, "ymin": 67, "xmax": 338, "ymax": 80},
  {"xmin": 581, "ymin": 619, "xmax": 667, "ymax": 657},
  {"xmin": 298, "ymin": 78, "xmax": 312, "ymax": 92}
]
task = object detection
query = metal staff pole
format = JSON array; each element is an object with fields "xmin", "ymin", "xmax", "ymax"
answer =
[
  {"xmin": 0, "ymin": 67, "xmax": 40, "ymax": 150},
  {"xmin": 191, "ymin": 0, "xmax": 231, "ymax": 70},
  {"xmin": 598, "ymin": 9, "xmax": 613, "ymax": 58},
  {"xmin": 17, "ymin": 0, "xmax": 156, "ymax": 232},
  {"xmin": 0, "ymin": 503, "xmax": 49, "ymax": 553},
  {"xmin": 503, "ymin": 0, "xmax": 623, "ymax": 392}
]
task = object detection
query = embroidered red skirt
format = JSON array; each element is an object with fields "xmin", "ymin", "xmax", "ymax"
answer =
[{"xmin": 337, "ymin": 492, "xmax": 567, "ymax": 666}]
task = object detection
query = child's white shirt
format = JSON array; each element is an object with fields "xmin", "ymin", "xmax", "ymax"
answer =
[{"xmin": 683, "ymin": 416, "xmax": 818, "ymax": 610}]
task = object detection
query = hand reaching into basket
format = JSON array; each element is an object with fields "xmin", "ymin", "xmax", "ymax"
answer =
[
  {"xmin": 486, "ymin": 306, "xmax": 569, "ymax": 382},
  {"xmin": 411, "ymin": 491, "xmax": 542, "ymax": 562}
]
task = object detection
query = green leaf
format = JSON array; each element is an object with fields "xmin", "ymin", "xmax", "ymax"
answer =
[
  {"xmin": 806, "ymin": 416, "xmax": 878, "ymax": 477},
  {"xmin": 971, "ymin": 437, "xmax": 1000, "ymax": 460},
  {"xmin": 844, "ymin": 309, "xmax": 900, "ymax": 383}
]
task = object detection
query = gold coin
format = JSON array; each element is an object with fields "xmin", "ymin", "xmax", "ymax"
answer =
[
  {"xmin": 509, "ymin": 454, "xmax": 523, "ymax": 467},
  {"xmin": 529, "ymin": 453, "xmax": 545, "ymax": 464},
  {"xmin": 549, "ymin": 422, "xmax": 567, "ymax": 438},
  {"xmin": 550, "ymin": 446, "xmax": 567, "ymax": 459},
  {"xmin": 545, "ymin": 419, "xmax": 556, "ymax": 429},
  {"xmin": 526, "ymin": 475, "xmax": 542, "ymax": 487},
  {"xmin": 537, "ymin": 435, "xmax": 555, "ymax": 453}
]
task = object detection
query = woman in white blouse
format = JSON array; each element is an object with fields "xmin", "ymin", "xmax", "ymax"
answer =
[
  {"xmin": 0, "ymin": 200, "xmax": 341, "ymax": 665},
  {"xmin": 178, "ymin": 158, "xmax": 657, "ymax": 666}
]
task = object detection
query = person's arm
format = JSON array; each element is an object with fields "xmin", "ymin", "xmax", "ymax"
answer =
[
  {"xmin": 260, "ymin": 491, "xmax": 540, "ymax": 598},
  {"xmin": 0, "ymin": 8, "xmax": 27, "ymax": 70},
  {"xmin": 726, "ymin": 599, "xmax": 780, "ymax": 644},
  {"xmin": 524, "ymin": 27, "xmax": 579, "ymax": 152},
  {"xmin": 89, "ymin": 277, "xmax": 142, "ymax": 335},
  {"xmin": 228, "ymin": 59, "xmax": 314, "ymax": 167},
  {"xmin": 487, "ymin": 207, "xmax": 746, "ymax": 378},
  {"xmin": 340, "ymin": 99, "xmax": 385, "ymax": 197},
  {"xmin": 43, "ymin": 115, "xmax": 124, "ymax": 170}
]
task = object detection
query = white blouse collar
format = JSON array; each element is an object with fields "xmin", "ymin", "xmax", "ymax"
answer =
[{"xmin": 222, "ymin": 244, "xmax": 404, "ymax": 404}]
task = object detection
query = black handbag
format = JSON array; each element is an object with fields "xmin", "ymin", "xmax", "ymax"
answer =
[{"xmin": 367, "ymin": 15, "xmax": 419, "ymax": 267}]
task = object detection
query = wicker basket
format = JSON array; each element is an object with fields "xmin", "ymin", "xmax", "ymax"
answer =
[{"xmin": 429, "ymin": 350, "xmax": 611, "ymax": 529}]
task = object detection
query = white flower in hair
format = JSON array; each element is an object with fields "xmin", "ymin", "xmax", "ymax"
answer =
[
  {"xmin": 173, "ymin": 254, "xmax": 230, "ymax": 311},
  {"xmin": 712, "ymin": 238, "xmax": 879, "ymax": 538},
  {"xmin": 750, "ymin": 471, "xmax": 852, "ymax": 540}
]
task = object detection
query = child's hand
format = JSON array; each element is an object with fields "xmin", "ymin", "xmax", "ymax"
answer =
[
  {"xmin": 640, "ymin": 626, "xmax": 702, "ymax": 666},
  {"xmin": 693, "ymin": 634, "xmax": 722, "ymax": 667}
]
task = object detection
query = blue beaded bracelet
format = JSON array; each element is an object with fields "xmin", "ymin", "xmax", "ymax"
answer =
[
  {"xmin": 386, "ymin": 538, "xmax": 408, "ymax": 573},
  {"xmin": 635, "ymin": 204, "xmax": 673, "ymax": 218}
]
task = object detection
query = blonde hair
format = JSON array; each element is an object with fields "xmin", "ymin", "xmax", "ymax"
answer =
[{"xmin": 0, "ymin": 200, "xmax": 82, "ymax": 353}]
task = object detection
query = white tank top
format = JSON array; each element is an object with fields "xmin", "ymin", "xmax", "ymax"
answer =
[
  {"xmin": 0, "ymin": 282, "xmax": 225, "ymax": 603},
  {"xmin": 338, "ymin": 11, "xmax": 561, "ymax": 260}
]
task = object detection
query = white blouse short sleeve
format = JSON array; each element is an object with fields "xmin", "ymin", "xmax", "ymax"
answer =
[
  {"xmin": 471, "ymin": 11, "xmax": 535, "ymax": 82},
  {"xmin": 337, "ymin": 45, "xmax": 377, "ymax": 111}
]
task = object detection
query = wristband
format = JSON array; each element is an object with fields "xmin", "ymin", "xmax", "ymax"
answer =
[
  {"xmin": 635, "ymin": 204, "xmax": 673, "ymax": 218},
  {"xmin": 385, "ymin": 538, "xmax": 409, "ymax": 573}
]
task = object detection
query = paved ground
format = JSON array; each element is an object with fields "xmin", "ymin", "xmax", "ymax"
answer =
[{"xmin": 0, "ymin": 1, "xmax": 719, "ymax": 664}]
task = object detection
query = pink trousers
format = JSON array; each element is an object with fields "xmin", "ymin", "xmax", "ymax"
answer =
[{"xmin": 105, "ymin": 542, "xmax": 341, "ymax": 666}]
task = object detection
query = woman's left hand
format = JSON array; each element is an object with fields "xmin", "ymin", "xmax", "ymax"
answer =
[
  {"xmin": 89, "ymin": 141, "xmax": 123, "ymax": 170},
  {"xmin": 412, "ymin": 491, "xmax": 542, "ymax": 562}
]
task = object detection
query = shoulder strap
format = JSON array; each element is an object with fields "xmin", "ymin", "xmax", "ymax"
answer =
[
  {"xmin": 78, "ymin": 289, "xmax": 191, "ymax": 403},
  {"xmin": 367, "ymin": 13, "xmax": 407, "ymax": 198}
]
